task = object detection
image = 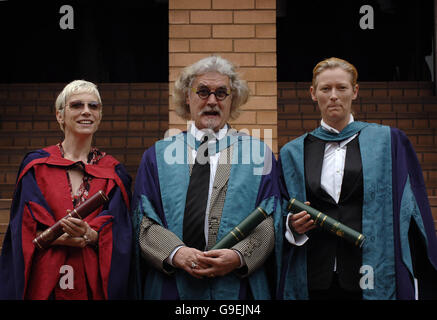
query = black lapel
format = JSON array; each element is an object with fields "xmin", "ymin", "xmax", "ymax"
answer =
[
  {"xmin": 304, "ymin": 135, "xmax": 334, "ymax": 203},
  {"xmin": 339, "ymin": 136, "xmax": 363, "ymax": 202}
]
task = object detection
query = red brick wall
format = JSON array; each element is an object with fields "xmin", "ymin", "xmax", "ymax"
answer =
[{"xmin": 0, "ymin": 82, "xmax": 169, "ymax": 198}]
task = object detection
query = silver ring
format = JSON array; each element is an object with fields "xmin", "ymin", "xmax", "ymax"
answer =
[{"xmin": 190, "ymin": 262, "xmax": 197, "ymax": 269}]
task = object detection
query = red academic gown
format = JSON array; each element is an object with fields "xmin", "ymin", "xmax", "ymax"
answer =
[{"xmin": 0, "ymin": 145, "xmax": 132, "ymax": 300}]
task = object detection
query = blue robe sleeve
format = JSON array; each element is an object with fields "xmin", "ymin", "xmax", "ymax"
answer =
[
  {"xmin": 391, "ymin": 128, "xmax": 437, "ymax": 299},
  {"xmin": 105, "ymin": 163, "xmax": 133, "ymax": 299},
  {"xmin": 0, "ymin": 151, "xmax": 52, "ymax": 299},
  {"xmin": 130, "ymin": 145, "xmax": 166, "ymax": 299}
]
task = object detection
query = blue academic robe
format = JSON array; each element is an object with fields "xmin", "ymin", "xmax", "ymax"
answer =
[
  {"xmin": 277, "ymin": 122, "xmax": 437, "ymax": 300},
  {"xmin": 131, "ymin": 130, "xmax": 281, "ymax": 300}
]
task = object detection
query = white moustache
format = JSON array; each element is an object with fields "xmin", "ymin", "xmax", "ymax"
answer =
[{"xmin": 198, "ymin": 106, "xmax": 222, "ymax": 117}]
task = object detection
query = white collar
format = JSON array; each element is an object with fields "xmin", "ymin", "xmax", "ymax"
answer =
[
  {"xmin": 321, "ymin": 115, "xmax": 354, "ymax": 134},
  {"xmin": 190, "ymin": 123, "xmax": 228, "ymax": 141}
]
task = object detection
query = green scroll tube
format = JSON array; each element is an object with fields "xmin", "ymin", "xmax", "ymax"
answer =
[
  {"xmin": 211, "ymin": 207, "xmax": 268, "ymax": 250},
  {"xmin": 287, "ymin": 198, "xmax": 365, "ymax": 248}
]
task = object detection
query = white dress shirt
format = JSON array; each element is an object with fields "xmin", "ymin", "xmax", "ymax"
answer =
[
  {"xmin": 320, "ymin": 117, "xmax": 357, "ymax": 203},
  {"xmin": 285, "ymin": 115, "xmax": 356, "ymax": 247}
]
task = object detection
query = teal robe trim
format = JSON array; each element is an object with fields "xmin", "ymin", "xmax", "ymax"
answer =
[
  {"xmin": 144, "ymin": 131, "xmax": 275, "ymax": 300},
  {"xmin": 399, "ymin": 176, "xmax": 428, "ymax": 277},
  {"xmin": 310, "ymin": 121, "xmax": 369, "ymax": 141},
  {"xmin": 279, "ymin": 122, "xmax": 399, "ymax": 299},
  {"xmin": 358, "ymin": 123, "xmax": 396, "ymax": 299},
  {"xmin": 278, "ymin": 134, "xmax": 308, "ymax": 300}
]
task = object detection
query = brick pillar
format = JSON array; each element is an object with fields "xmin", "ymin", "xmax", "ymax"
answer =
[{"xmin": 169, "ymin": 0, "xmax": 277, "ymax": 153}]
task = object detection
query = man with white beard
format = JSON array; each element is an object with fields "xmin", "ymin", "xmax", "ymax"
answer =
[{"xmin": 131, "ymin": 56, "xmax": 281, "ymax": 300}]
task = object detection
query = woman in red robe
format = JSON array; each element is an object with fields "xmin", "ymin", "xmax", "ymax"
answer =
[{"xmin": 0, "ymin": 80, "xmax": 132, "ymax": 299}]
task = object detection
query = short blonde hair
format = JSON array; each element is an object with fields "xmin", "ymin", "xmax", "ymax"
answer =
[
  {"xmin": 55, "ymin": 80, "xmax": 102, "ymax": 132},
  {"xmin": 312, "ymin": 57, "xmax": 358, "ymax": 89},
  {"xmin": 173, "ymin": 55, "xmax": 249, "ymax": 120}
]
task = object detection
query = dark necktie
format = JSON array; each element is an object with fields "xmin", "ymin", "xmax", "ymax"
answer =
[{"xmin": 183, "ymin": 134, "xmax": 211, "ymax": 250}]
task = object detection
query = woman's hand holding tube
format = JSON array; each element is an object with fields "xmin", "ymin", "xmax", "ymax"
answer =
[
  {"xmin": 288, "ymin": 201, "xmax": 316, "ymax": 234},
  {"xmin": 40, "ymin": 217, "xmax": 99, "ymax": 248}
]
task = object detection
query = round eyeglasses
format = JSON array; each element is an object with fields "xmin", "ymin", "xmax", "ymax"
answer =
[{"xmin": 192, "ymin": 87, "xmax": 230, "ymax": 101}]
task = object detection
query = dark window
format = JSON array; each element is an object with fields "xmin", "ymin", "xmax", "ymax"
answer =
[
  {"xmin": 0, "ymin": 0, "xmax": 168, "ymax": 83},
  {"xmin": 277, "ymin": 0, "xmax": 434, "ymax": 81}
]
